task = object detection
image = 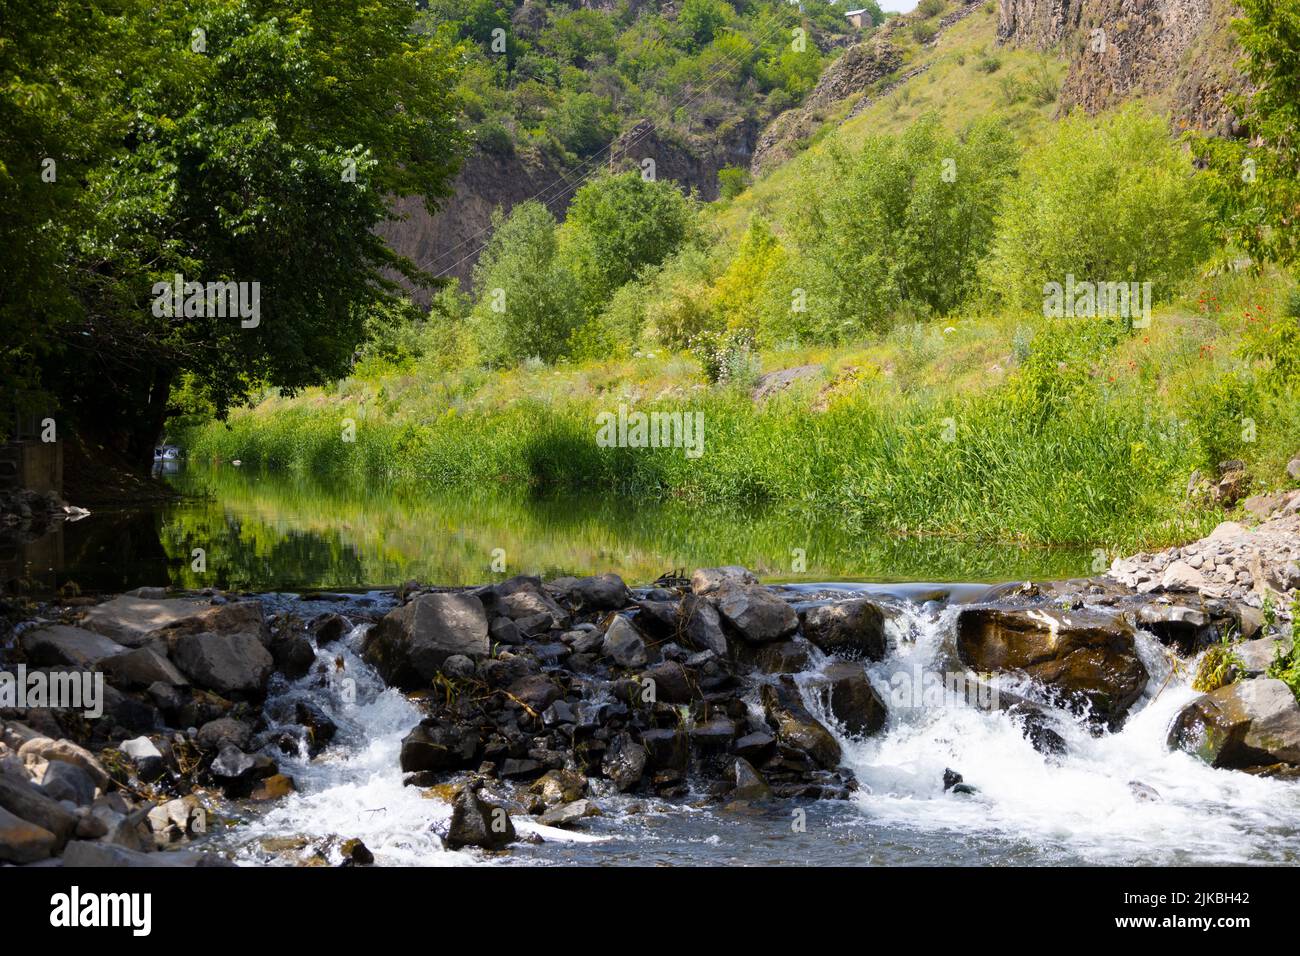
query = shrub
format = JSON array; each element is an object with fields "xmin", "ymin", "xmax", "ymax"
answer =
[
  {"xmin": 917, "ymin": 0, "xmax": 945, "ymax": 17},
  {"xmin": 718, "ymin": 165, "xmax": 752, "ymax": 201}
]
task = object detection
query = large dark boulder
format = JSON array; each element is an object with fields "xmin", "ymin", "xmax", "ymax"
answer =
[
  {"xmin": 99, "ymin": 646, "xmax": 189, "ymax": 690},
  {"xmin": 399, "ymin": 720, "xmax": 480, "ymax": 774},
  {"xmin": 172, "ymin": 631, "xmax": 274, "ymax": 698},
  {"xmin": 363, "ymin": 593, "xmax": 490, "ymax": 690},
  {"xmin": 814, "ymin": 661, "xmax": 887, "ymax": 738},
  {"xmin": 569, "ymin": 574, "xmax": 631, "ymax": 611},
  {"xmin": 19, "ymin": 625, "xmax": 127, "ymax": 668},
  {"xmin": 956, "ymin": 607, "xmax": 1148, "ymax": 728},
  {"xmin": 602, "ymin": 616, "xmax": 648, "ymax": 668},
  {"xmin": 715, "ymin": 586, "xmax": 798, "ymax": 645},
  {"xmin": 682, "ymin": 595, "xmax": 728, "ymax": 656},
  {"xmin": 447, "ymin": 786, "xmax": 516, "ymax": 849},
  {"xmin": 1168, "ymin": 678, "xmax": 1300, "ymax": 769},
  {"xmin": 800, "ymin": 599, "xmax": 887, "ymax": 661},
  {"xmin": 691, "ymin": 566, "xmax": 758, "ymax": 596},
  {"xmin": 760, "ymin": 676, "xmax": 842, "ymax": 770}
]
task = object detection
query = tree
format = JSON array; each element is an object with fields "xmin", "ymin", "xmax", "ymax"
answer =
[{"xmin": 2, "ymin": 0, "xmax": 466, "ymax": 468}]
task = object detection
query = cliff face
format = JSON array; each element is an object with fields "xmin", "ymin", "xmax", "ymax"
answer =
[{"xmin": 997, "ymin": 0, "xmax": 1244, "ymax": 132}]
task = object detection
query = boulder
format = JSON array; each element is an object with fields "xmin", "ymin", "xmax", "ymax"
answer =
[
  {"xmin": 446, "ymin": 786, "xmax": 516, "ymax": 849},
  {"xmin": 173, "ymin": 631, "xmax": 274, "ymax": 697},
  {"xmin": 0, "ymin": 805, "xmax": 57, "ymax": 864},
  {"xmin": 537, "ymin": 798, "xmax": 601, "ymax": 828},
  {"xmin": 271, "ymin": 632, "xmax": 316, "ymax": 679},
  {"xmin": 1168, "ymin": 678, "xmax": 1300, "ymax": 768},
  {"xmin": 1237, "ymin": 636, "xmax": 1292, "ymax": 678},
  {"xmin": 691, "ymin": 566, "xmax": 759, "ymax": 596},
  {"xmin": 17, "ymin": 738, "xmax": 110, "ymax": 790},
  {"xmin": 760, "ymin": 676, "xmax": 842, "ymax": 770},
  {"xmin": 196, "ymin": 717, "xmax": 253, "ymax": 752},
  {"xmin": 639, "ymin": 661, "xmax": 697, "ymax": 704},
  {"xmin": 98, "ymin": 646, "xmax": 189, "ymax": 690},
  {"xmin": 602, "ymin": 616, "xmax": 648, "ymax": 668},
  {"xmin": 682, "ymin": 595, "xmax": 728, "ymax": 656},
  {"xmin": 731, "ymin": 757, "xmax": 772, "ymax": 801},
  {"xmin": 955, "ymin": 607, "xmax": 1148, "ymax": 728},
  {"xmin": 399, "ymin": 721, "xmax": 480, "ymax": 774},
  {"xmin": 529, "ymin": 769, "xmax": 587, "ymax": 806},
  {"xmin": 714, "ymin": 586, "xmax": 798, "ymax": 644},
  {"xmin": 799, "ymin": 599, "xmax": 888, "ymax": 660},
  {"xmin": 120, "ymin": 737, "xmax": 166, "ymax": 780},
  {"xmin": 569, "ymin": 574, "xmax": 631, "ymax": 611},
  {"xmin": 310, "ymin": 612, "xmax": 349, "ymax": 645},
  {"xmin": 19, "ymin": 625, "xmax": 127, "ymax": 668},
  {"xmin": 506, "ymin": 674, "xmax": 561, "ymax": 713},
  {"xmin": 641, "ymin": 728, "xmax": 689, "ymax": 772},
  {"xmin": 814, "ymin": 661, "xmax": 887, "ymax": 738},
  {"xmin": 80, "ymin": 595, "xmax": 214, "ymax": 646},
  {"xmin": 362, "ymin": 593, "xmax": 489, "ymax": 690},
  {"xmin": 0, "ymin": 774, "xmax": 78, "ymax": 849},
  {"xmin": 61, "ymin": 841, "xmax": 226, "ymax": 867},
  {"xmin": 39, "ymin": 760, "xmax": 97, "ymax": 806},
  {"xmin": 601, "ymin": 733, "xmax": 647, "ymax": 791}
]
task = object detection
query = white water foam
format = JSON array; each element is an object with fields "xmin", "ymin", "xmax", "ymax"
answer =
[{"xmin": 803, "ymin": 601, "xmax": 1300, "ymax": 865}]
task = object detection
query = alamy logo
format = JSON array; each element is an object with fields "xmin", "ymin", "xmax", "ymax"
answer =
[
  {"xmin": 50, "ymin": 887, "xmax": 152, "ymax": 936},
  {"xmin": 151, "ymin": 273, "xmax": 260, "ymax": 328},
  {"xmin": 1042, "ymin": 274, "xmax": 1151, "ymax": 327},
  {"xmin": 0, "ymin": 667, "xmax": 103, "ymax": 718},
  {"xmin": 595, "ymin": 403, "xmax": 704, "ymax": 459}
]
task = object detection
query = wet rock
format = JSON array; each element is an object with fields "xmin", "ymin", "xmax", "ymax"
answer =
[
  {"xmin": 272, "ymin": 632, "xmax": 316, "ymax": 680},
  {"xmin": 634, "ymin": 599, "xmax": 681, "ymax": 639},
  {"xmin": 0, "ymin": 774, "xmax": 77, "ymax": 849},
  {"xmin": 570, "ymin": 574, "xmax": 631, "ymax": 611},
  {"xmin": 447, "ymin": 785, "xmax": 516, "ymax": 849},
  {"xmin": 760, "ymin": 676, "xmax": 842, "ymax": 770},
  {"xmin": 310, "ymin": 612, "xmax": 349, "ymax": 645},
  {"xmin": 733, "ymin": 730, "xmax": 776, "ymax": 760},
  {"xmin": 120, "ymin": 736, "xmax": 166, "ymax": 780},
  {"xmin": 682, "ymin": 595, "xmax": 728, "ymax": 656},
  {"xmin": 1168, "ymin": 677, "xmax": 1300, "ymax": 769},
  {"xmin": 399, "ymin": 720, "xmax": 480, "ymax": 774},
  {"xmin": 943, "ymin": 768, "xmax": 978, "ymax": 795},
  {"xmin": 99, "ymin": 646, "xmax": 189, "ymax": 690},
  {"xmin": 752, "ymin": 639, "xmax": 812, "ymax": 674},
  {"xmin": 641, "ymin": 728, "xmax": 689, "ymax": 773},
  {"xmin": 602, "ymin": 616, "xmax": 648, "ymax": 668},
  {"xmin": 19, "ymin": 625, "xmax": 128, "ymax": 668},
  {"xmin": 955, "ymin": 606, "xmax": 1148, "ymax": 728},
  {"xmin": 529, "ymin": 769, "xmax": 587, "ymax": 806},
  {"xmin": 639, "ymin": 661, "xmax": 696, "ymax": 704},
  {"xmin": 691, "ymin": 566, "xmax": 759, "ymax": 596},
  {"xmin": 601, "ymin": 733, "xmax": 648, "ymax": 791},
  {"xmin": 814, "ymin": 661, "xmax": 887, "ymax": 738},
  {"xmin": 0, "ymin": 805, "xmax": 57, "ymax": 863},
  {"xmin": 250, "ymin": 774, "xmax": 296, "ymax": 801},
  {"xmin": 341, "ymin": 837, "xmax": 373, "ymax": 865},
  {"xmin": 39, "ymin": 760, "xmax": 96, "ymax": 806},
  {"xmin": 294, "ymin": 700, "xmax": 338, "ymax": 755},
  {"xmin": 689, "ymin": 717, "xmax": 736, "ymax": 751},
  {"xmin": 731, "ymin": 757, "xmax": 772, "ymax": 801},
  {"xmin": 537, "ymin": 798, "xmax": 600, "ymax": 828},
  {"xmin": 1128, "ymin": 781, "xmax": 1161, "ymax": 802},
  {"xmin": 507, "ymin": 674, "xmax": 561, "ymax": 713},
  {"xmin": 441, "ymin": 654, "xmax": 476, "ymax": 680},
  {"xmin": 173, "ymin": 631, "xmax": 275, "ymax": 698},
  {"xmin": 715, "ymin": 586, "xmax": 798, "ymax": 644},
  {"xmin": 146, "ymin": 796, "xmax": 206, "ymax": 846},
  {"xmin": 800, "ymin": 599, "xmax": 888, "ymax": 661},
  {"xmin": 489, "ymin": 617, "xmax": 524, "ymax": 647},
  {"xmin": 196, "ymin": 717, "xmax": 253, "ymax": 753},
  {"xmin": 363, "ymin": 592, "xmax": 490, "ymax": 690}
]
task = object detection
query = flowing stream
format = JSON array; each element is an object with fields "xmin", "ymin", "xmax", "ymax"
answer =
[{"xmin": 208, "ymin": 587, "xmax": 1300, "ymax": 867}]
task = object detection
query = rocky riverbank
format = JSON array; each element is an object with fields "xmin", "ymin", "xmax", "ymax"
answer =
[{"xmin": 2, "ymin": 510, "xmax": 1299, "ymax": 866}]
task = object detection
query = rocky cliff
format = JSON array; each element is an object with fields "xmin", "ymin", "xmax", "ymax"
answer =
[{"xmin": 997, "ymin": 0, "xmax": 1245, "ymax": 132}]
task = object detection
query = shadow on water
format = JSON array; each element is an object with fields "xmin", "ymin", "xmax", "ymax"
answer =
[{"xmin": 6, "ymin": 463, "xmax": 1098, "ymax": 593}]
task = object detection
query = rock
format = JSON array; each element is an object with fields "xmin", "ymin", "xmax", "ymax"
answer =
[
  {"xmin": 147, "ymin": 796, "xmax": 206, "ymax": 845},
  {"xmin": 272, "ymin": 632, "xmax": 316, "ymax": 679},
  {"xmin": 61, "ymin": 841, "xmax": 226, "ymax": 867},
  {"xmin": 119, "ymin": 736, "xmax": 165, "ymax": 780},
  {"xmin": 39, "ymin": 761, "xmax": 96, "ymax": 806},
  {"xmin": 1288, "ymin": 457, "xmax": 1300, "ymax": 482},
  {"xmin": 447, "ymin": 786, "xmax": 516, "ymax": 849},
  {"xmin": 955, "ymin": 607, "xmax": 1148, "ymax": 728},
  {"xmin": 714, "ymin": 586, "xmax": 798, "ymax": 644},
  {"xmin": 19, "ymin": 625, "xmax": 128, "ymax": 667},
  {"xmin": 310, "ymin": 612, "xmax": 349, "ymax": 645},
  {"xmin": 98, "ymin": 646, "xmax": 189, "ymax": 690},
  {"xmin": 197, "ymin": 717, "xmax": 253, "ymax": 752},
  {"xmin": 753, "ymin": 639, "xmax": 812, "ymax": 674},
  {"xmin": 601, "ymin": 733, "xmax": 648, "ymax": 791},
  {"xmin": 17, "ymin": 738, "xmax": 110, "ymax": 790},
  {"xmin": 639, "ymin": 661, "xmax": 697, "ymax": 704},
  {"xmin": 173, "ymin": 631, "xmax": 274, "ymax": 697},
  {"xmin": 1128, "ymin": 781, "xmax": 1161, "ymax": 802},
  {"xmin": 942, "ymin": 768, "xmax": 963, "ymax": 790},
  {"xmin": 733, "ymin": 730, "xmax": 776, "ymax": 760},
  {"xmin": 537, "ymin": 798, "xmax": 601, "ymax": 828},
  {"xmin": 530, "ymin": 769, "xmax": 587, "ymax": 806},
  {"xmin": 154, "ymin": 600, "xmax": 271, "ymax": 648},
  {"xmin": 0, "ymin": 805, "xmax": 57, "ymax": 863},
  {"xmin": 1237, "ymin": 636, "xmax": 1292, "ymax": 678},
  {"xmin": 1162, "ymin": 560, "xmax": 1208, "ymax": 592},
  {"xmin": 0, "ymin": 774, "xmax": 78, "ymax": 849},
  {"xmin": 691, "ymin": 566, "xmax": 759, "ymax": 596},
  {"xmin": 799, "ymin": 599, "xmax": 888, "ymax": 660},
  {"xmin": 682, "ymin": 595, "xmax": 728, "ymax": 656},
  {"xmin": 570, "ymin": 574, "xmax": 631, "ymax": 611},
  {"xmin": 506, "ymin": 674, "xmax": 561, "ymax": 713},
  {"xmin": 731, "ymin": 757, "xmax": 771, "ymax": 801},
  {"xmin": 602, "ymin": 616, "xmax": 648, "ymax": 668},
  {"xmin": 79, "ymin": 595, "xmax": 213, "ymax": 646},
  {"xmin": 250, "ymin": 774, "xmax": 297, "ymax": 801},
  {"xmin": 441, "ymin": 654, "xmax": 476, "ymax": 680},
  {"xmin": 641, "ymin": 728, "xmax": 690, "ymax": 772},
  {"xmin": 760, "ymin": 676, "xmax": 842, "ymax": 770},
  {"xmin": 814, "ymin": 661, "xmax": 887, "ymax": 738},
  {"xmin": 489, "ymin": 617, "xmax": 524, "ymax": 646},
  {"xmin": 399, "ymin": 721, "xmax": 479, "ymax": 774},
  {"xmin": 1168, "ymin": 678, "xmax": 1300, "ymax": 768},
  {"xmin": 209, "ymin": 746, "xmax": 277, "ymax": 794},
  {"xmin": 341, "ymin": 837, "xmax": 373, "ymax": 865},
  {"xmin": 363, "ymin": 593, "xmax": 490, "ymax": 690},
  {"xmin": 497, "ymin": 584, "xmax": 569, "ymax": 628}
]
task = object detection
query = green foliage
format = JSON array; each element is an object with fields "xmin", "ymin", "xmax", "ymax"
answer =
[
  {"xmin": 917, "ymin": 0, "xmax": 946, "ymax": 18},
  {"xmin": 983, "ymin": 106, "xmax": 1212, "ymax": 311},
  {"xmin": 718, "ymin": 166, "xmax": 753, "ymax": 201},
  {"xmin": 1194, "ymin": 636, "xmax": 1245, "ymax": 693},
  {"xmin": 1268, "ymin": 597, "xmax": 1300, "ymax": 701},
  {"xmin": 1238, "ymin": 285, "xmax": 1300, "ymax": 392},
  {"xmin": 1181, "ymin": 370, "xmax": 1261, "ymax": 471}
]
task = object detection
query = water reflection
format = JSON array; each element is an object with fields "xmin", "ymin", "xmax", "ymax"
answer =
[{"xmin": 5, "ymin": 463, "xmax": 1098, "ymax": 593}]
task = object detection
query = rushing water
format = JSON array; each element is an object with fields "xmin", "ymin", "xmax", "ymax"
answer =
[{"xmin": 205, "ymin": 587, "xmax": 1300, "ymax": 867}]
